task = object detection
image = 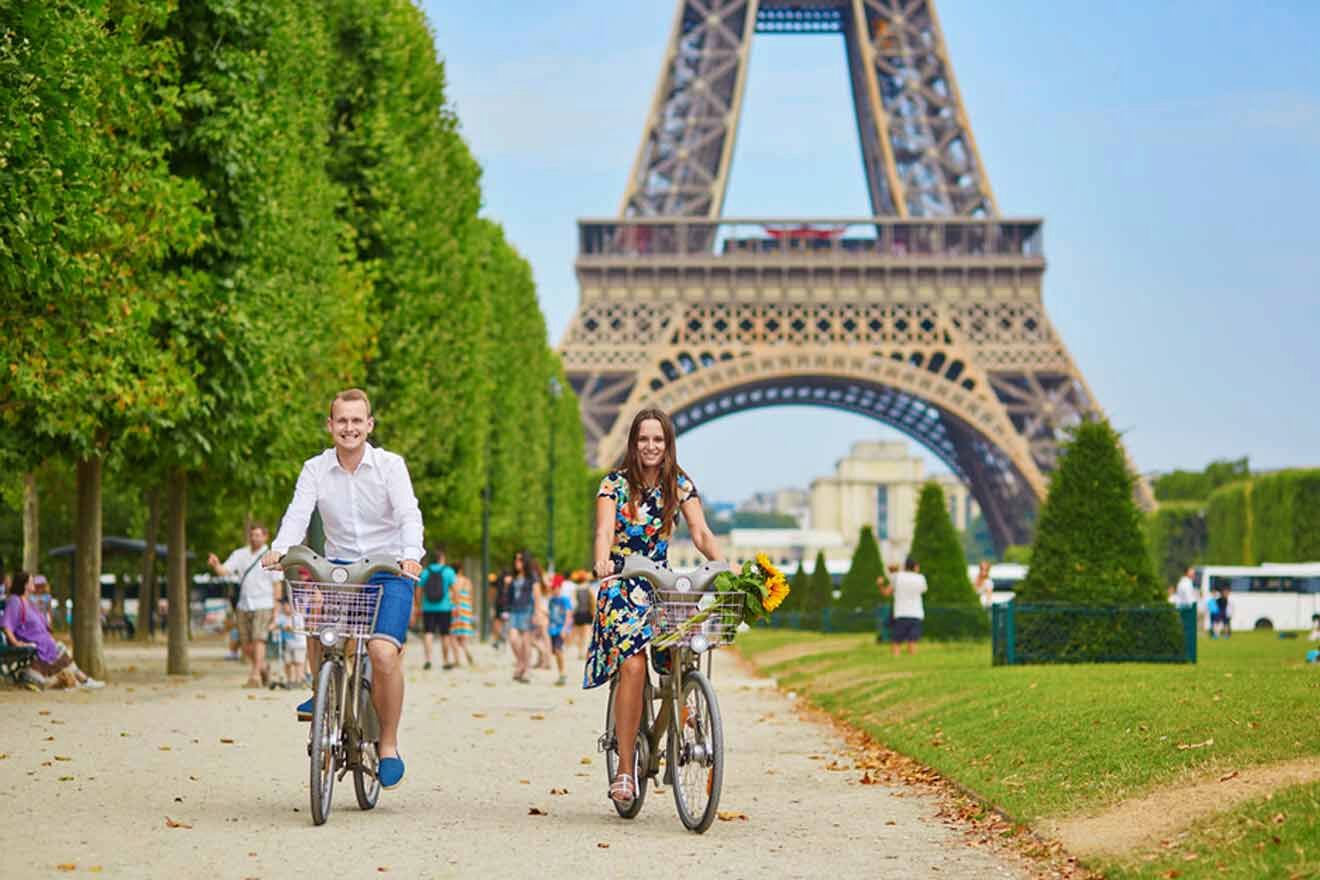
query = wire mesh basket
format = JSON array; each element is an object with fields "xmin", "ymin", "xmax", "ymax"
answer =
[
  {"xmin": 287, "ymin": 581, "xmax": 382, "ymax": 640},
  {"xmin": 650, "ymin": 589, "xmax": 746, "ymax": 649}
]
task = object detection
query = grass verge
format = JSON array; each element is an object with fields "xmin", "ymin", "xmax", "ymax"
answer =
[{"xmin": 738, "ymin": 629, "xmax": 1320, "ymax": 876}]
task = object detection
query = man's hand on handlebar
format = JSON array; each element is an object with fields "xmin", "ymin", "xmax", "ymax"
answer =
[
  {"xmin": 261, "ymin": 550, "xmax": 282, "ymax": 570},
  {"xmin": 400, "ymin": 559, "xmax": 422, "ymax": 579}
]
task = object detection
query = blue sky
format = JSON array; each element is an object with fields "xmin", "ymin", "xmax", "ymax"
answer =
[{"xmin": 421, "ymin": 1, "xmax": 1320, "ymax": 502}]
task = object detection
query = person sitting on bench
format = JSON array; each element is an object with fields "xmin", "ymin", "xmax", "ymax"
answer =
[{"xmin": 3, "ymin": 572, "xmax": 104, "ymax": 690}]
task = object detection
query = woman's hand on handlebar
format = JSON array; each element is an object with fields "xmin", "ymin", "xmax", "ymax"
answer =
[{"xmin": 593, "ymin": 558, "xmax": 613, "ymax": 579}]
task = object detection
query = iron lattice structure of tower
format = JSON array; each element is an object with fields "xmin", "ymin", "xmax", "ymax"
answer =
[{"xmin": 560, "ymin": 0, "xmax": 1146, "ymax": 550}]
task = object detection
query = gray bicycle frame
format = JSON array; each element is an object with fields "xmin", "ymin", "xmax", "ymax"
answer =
[
  {"xmin": 611, "ymin": 555, "xmax": 730, "ymax": 780},
  {"xmin": 279, "ymin": 546, "xmax": 405, "ymax": 774}
]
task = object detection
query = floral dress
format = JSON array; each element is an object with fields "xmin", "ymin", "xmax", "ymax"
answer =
[{"xmin": 582, "ymin": 470, "xmax": 698, "ymax": 689}]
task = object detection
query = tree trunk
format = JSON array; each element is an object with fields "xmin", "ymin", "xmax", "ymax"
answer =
[
  {"xmin": 137, "ymin": 487, "xmax": 161, "ymax": 642},
  {"xmin": 22, "ymin": 471, "xmax": 39, "ymax": 573},
  {"xmin": 166, "ymin": 469, "xmax": 189, "ymax": 675},
  {"xmin": 74, "ymin": 457, "xmax": 106, "ymax": 680}
]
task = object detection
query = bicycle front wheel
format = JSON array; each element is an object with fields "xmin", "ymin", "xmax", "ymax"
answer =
[
  {"xmin": 604, "ymin": 675, "xmax": 650, "ymax": 819},
  {"xmin": 668, "ymin": 669, "xmax": 724, "ymax": 833},
  {"xmin": 353, "ymin": 674, "xmax": 381, "ymax": 811},
  {"xmin": 309, "ymin": 660, "xmax": 341, "ymax": 825}
]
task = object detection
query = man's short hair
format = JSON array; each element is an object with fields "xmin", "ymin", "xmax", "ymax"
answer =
[
  {"xmin": 330, "ymin": 388, "xmax": 372, "ymax": 419},
  {"xmin": 248, "ymin": 522, "xmax": 268, "ymax": 534},
  {"xmin": 904, "ymin": 556, "xmax": 918, "ymax": 571},
  {"xmin": 431, "ymin": 545, "xmax": 446, "ymax": 560}
]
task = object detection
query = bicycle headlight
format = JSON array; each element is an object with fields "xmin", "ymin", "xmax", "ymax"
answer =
[
  {"xmin": 319, "ymin": 629, "xmax": 338, "ymax": 648},
  {"xmin": 690, "ymin": 633, "xmax": 710, "ymax": 654}
]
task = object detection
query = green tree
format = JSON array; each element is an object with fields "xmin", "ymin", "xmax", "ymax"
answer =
[
  {"xmin": 910, "ymin": 482, "xmax": 987, "ymax": 638},
  {"xmin": 0, "ymin": 1, "xmax": 207, "ymax": 677},
  {"xmin": 322, "ymin": 0, "xmax": 490, "ymax": 558},
  {"xmin": 1002, "ymin": 544, "xmax": 1033, "ymax": 565},
  {"xmin": 1017, "ymin": 421, "xmax": 1161, "ymax": 605},
  {"xmin": 1153, "ymin": 458, "xmax": 1250, "ymax": 502},
  {"xmin": 804, "ymin": 551, "xmax": 833, "ymax": 616},
  {"xmin": 1250, "ymin": 470, "xmax": 1320, "ymax": 563},
  {"xmin": 784, "ymin": 560, "xmax": 809, "ymax": 614},
  {"xmin": 838, "ymin": 526, "xmax": 884, "ymax": 611}
]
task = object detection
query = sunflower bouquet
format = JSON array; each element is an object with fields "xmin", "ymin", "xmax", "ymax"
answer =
[{"xmin": 651, "ymin": 553, "xmax": 790, "ymax": 649}]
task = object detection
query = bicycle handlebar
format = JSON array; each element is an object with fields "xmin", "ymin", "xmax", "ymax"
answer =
[
  {"xmin": 277, "ymin": 545, "xmax": 408, "ymax": 585},
  {"xmin": 610, "ymin": 555, "xmax": 730, "ymax": 592}
]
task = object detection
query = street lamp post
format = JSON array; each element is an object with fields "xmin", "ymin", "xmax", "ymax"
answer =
[{"xmin": 547, "ymin": 377, "xmax": 563, "ymax": 574}]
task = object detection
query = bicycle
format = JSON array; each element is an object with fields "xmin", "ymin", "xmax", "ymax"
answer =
[
  {"xmin": 279, "ymin": 546, "xmax": 405, "ymax": 826},
  {"xmin": 596, "ymin": 555, "xmax": 742, "ymax": 833}
]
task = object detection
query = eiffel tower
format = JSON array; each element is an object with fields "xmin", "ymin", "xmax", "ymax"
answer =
[{"xmin": 559, "ymin": 0, "xmax": 1145, "ymax": 550}]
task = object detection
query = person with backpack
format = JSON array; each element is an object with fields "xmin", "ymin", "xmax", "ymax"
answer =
[
  {"xmin": 415, "ymin": 545, "xmax": 456, "ymax": 670},
  {"xmin": 570, "ymin": 569, "xmax": 595, "ymax": 660}
]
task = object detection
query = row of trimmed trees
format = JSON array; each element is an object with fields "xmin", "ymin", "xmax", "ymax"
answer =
[{"xmin": 0, "ymin": 1, "xmax": 589, "ymax": 678}]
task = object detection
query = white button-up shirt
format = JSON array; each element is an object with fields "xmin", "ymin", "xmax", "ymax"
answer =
[
  {"xmin": 272, "ymin": 444, "xmax": 424, "ymax": 563},
  {"xmin": 222, "ymin": 543, "xmax": 282, "ymax": 611}
]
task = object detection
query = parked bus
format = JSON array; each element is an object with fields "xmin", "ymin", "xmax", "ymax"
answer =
[{"xmin": 1196, "ymin": 563, "xmax": 1320, "ymax": 632}]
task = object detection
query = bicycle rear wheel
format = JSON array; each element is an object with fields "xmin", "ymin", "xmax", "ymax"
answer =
[
  {"xmin": 668, "ymin": 669, "xmax": 723, "ymax": 833},
  {"xmin": 309, "ymin": 660, "xmax": 340, "ymax": 825},
  {"xmin": 604, "ymin": 675, "xmax": 650, "ymax": 819}
]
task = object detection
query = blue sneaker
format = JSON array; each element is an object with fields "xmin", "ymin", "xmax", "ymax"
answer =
[
  {"xmin": 378, "ymin": 755, "xmax": 405, "ymax": 789},
  {"xmin": 296, "ymin": 696, "xmax": 314, "ymax": 721}
]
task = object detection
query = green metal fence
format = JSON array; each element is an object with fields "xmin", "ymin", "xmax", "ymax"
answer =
[{"xmin": 992, "ymin": 603, "xmax": 1197, "ymax": 665}]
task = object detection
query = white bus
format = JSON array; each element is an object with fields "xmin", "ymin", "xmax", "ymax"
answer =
[{"xmin": 1196, "ymin": 563, "xmax": 1320, "ymax": 632}]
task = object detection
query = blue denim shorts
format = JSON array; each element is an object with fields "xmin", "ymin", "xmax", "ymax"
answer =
[{"xmin": 367, "ymin": 573, "xmax": 413, "ymax": 649}]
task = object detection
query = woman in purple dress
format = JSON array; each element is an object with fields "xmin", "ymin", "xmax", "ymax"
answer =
[{"xmin": 3, "ymin": 572, "xmax": 104, "ymax": 689}]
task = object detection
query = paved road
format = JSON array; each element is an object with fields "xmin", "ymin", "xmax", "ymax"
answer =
[{"xmin": 1, "ymin": 640, "xmax": 1021, "ymax": 878}]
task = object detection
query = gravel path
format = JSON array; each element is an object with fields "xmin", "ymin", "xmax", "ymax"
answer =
[{"xmin": 1, "ymin": 640, "xmax": 1022, "ymax": 878}]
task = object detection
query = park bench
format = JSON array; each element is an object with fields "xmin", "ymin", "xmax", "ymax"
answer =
[
  {"xmin": 0, "ymin": 628, "xmax": 37, "ymax": 686},
  {"xmin": 103, "ymin": 615, "xmax": 135, "ymax": 640}
]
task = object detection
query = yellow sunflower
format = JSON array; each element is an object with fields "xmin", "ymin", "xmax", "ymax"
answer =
[
  {"xmin": 763, "ymin": 573, "xmax": 790, "ymax": 612},
  {"xmin": 755, "ymin": 552, "xmax": 784, "ymax": 582}
]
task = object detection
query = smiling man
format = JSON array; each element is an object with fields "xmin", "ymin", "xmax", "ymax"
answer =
[{"xmin": 264, "ymin": 388, "xmax": 424, "ymax": 790}]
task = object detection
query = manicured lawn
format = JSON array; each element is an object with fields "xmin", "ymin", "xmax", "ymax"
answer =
[
  {"xmin": 738, "ymin": 629, "xmax": 1320, "ymax": 824},
  {"xmin": 1101, "ymin": 780, "xmax": 1320, "ymax": 880}
]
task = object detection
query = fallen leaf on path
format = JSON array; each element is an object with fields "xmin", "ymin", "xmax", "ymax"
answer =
[
  {"xmin": 38, "ymin": 710, "xmax": 50, "ymax": 716},
  {"xmin": 824, "ymin": 760, "xmax": 850, "ymax": 771},
  {"xmin": 55, "ymin": 864, "xmax": 76, "ymax": 872},
  {"xmin": 120, "ymin": 732, "xmax": 131, "ymax": 737},
  {"xmin": 1176, "ymin": 738, "xmax": 1214, "ymax": 750},
  {"xmin": 164, "ymin": 817, "xmax": 192, "ymax": 829},
  {"xmin": 1218, "ymin": 771, "xmax": 1239, "ymax": 783},
  {"xmin": 58, "ymin": 776, "xmax": 74, "ymax": 782},
  {"xmin": 550, "ymin": 788, "xmax": 568, "ymax": 795},
  {"xmin": 483, "ymin": 729, "xmax": 495, "ymax": 735},
  {"xmin": 597, "ymin": 843, "xmax": 609, "ymax": 849},
  {"xmin": 44, "ymin": 736, "xmax": 55, "ymax": 742},
  {"xmin": 528, "ymin": 807, "xmax": 548, "ymax": 816},
  {"xmin": 717, "ymin": 811, "xmax": 748, "ymax": 822},
  {"xmin": 377, "ymin": 868, "xmax": 389, "ymax": 873},
  {"xmin": 530, "ymin": 714, "xmax": 545, "ymax": 720},
  {"xmin": 1159, "ymin": 871, "xmax": 1181, "ymax": 879},
  {"xmin": 87, "ymin": 867, "xmax": 102, "ymax": 873},
  {"xmin": 579, "ymin": 757, "xmax": 592, "ymax": 765},
  {"xmin": 219, "ymin": 738, "xmax": 235, "ymax": 744},
  {"xmin": 860, "ymin": 772, "xmax": 879, "ymax": 785},
  {"xmin": 158, "ymin": 746, "xmax": 172, "ymax": 752},
  {"xmin": 519, "ymin": 779, "xmax": 530, "ymax": 785},
  {"xmin": 54, "ymin": 756, "xmax": 71, "ymax": 762},
  {"xmin": 885, "ymin": 820, "xmax": 897, "ymax": 826},
  {"xmin": 471, "ymin": 712, "xmax": 486, "ymax": 718}
]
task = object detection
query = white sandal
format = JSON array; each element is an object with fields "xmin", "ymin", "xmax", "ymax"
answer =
[{"xmin": 608, "ymin": 773, "xmax": 636, "ymax": 804}]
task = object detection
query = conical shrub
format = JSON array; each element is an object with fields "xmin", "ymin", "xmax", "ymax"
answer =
[{"xmin": 909, "ymin": 481, "xmax": 988, "ymax": 638}]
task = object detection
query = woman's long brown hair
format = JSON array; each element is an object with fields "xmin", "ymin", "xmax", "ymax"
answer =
[{"xmin": 618, "ymin": 408, "xmax": 688, "ymax": 539}]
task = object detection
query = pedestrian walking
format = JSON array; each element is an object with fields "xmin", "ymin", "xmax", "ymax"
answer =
[
  {"xmin": 974, "ymin": 560, "xmax": 993, "ymax": 609},
  {"xmin": 548, "ymin": 579, "xmax": 573, "ymax": 686},
  {"xmin": 506, "ymin": 550, "xmax": 543, "ymax": 683},
  {"xmin": 450, "ymin": 561, "xmax": 476, "ymax": 666},
  {"xmin": 570, "ymin": 569, "xmax": 595, "ymax": 659},
  {"xmin": 880, "ymin": 556, "xmax": 927, "ymax": 657},
  {"xmin": 415, "ymin": 546, "xmax": 456, "ymax": 670},
  {"xmin": 207, "ymin": 523, "xmax": 282, "ymax": 687}
]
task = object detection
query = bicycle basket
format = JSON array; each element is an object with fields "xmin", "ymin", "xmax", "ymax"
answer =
[
  {"xmin": 650, "ymin": 589, "xmax": 745, "ymax": 649},
  {"xmin": 287, "ymin": 581, "xmax": 382, "ymax": 640}
]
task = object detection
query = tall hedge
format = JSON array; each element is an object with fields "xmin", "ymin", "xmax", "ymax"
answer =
[
  {"xmin": 909, "ymin": 481, "xmax": 987, "ymax": 637},
  {"xmin": 785, "ymin": 560, "xmax": 809, "ymax": 613},
  {"xmin": 803, "ymin": 550, "xmax": 832, "ymax": 615},
  {"xmin": 1146, "ymin": 502, "xmax": 1207, "ymax": 585},
  {"xmin": 1250, "ymin": 470, "xmax": 1320, "ymax": 563},
  {"xmin": 1017, "ymin": 421, "xmax": 1161, "ymax": 605},
  {"xmin": 837, "ymin": 525, "xmax": 884, "ymax": 611},
  {"xmin": 1206, "ymin": 482, "xmax": 1251, "ymax": 564}
]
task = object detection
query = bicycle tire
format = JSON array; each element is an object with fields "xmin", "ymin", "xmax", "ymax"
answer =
[
  {"xmin": 309, "ymin": 661, "xmax": 340, "ymax": 825},
  {"xmin": 352, "ymin": 676, "xmax": 381, "ymax": 810},
  {"xmin": 668, "ymin": 669, "xmax": 723, "ymax": 833},
  {"xmin": 604, "ymin": 676, "xmax": 649, "ymax": 819}
]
